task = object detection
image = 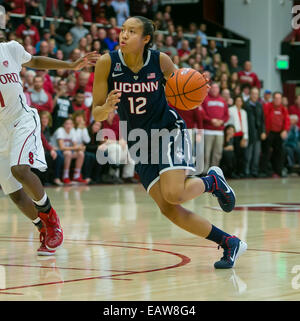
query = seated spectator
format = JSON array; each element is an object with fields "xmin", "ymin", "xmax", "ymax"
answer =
[
  {"xmin": 70, "ymin": 15, "xmax": 89, "ymax": 45},
  {"xmin": 289, "ymin": 95, "xmax": 300, "ymax": 128},
  {"xmin": 77, "ymin": 0, "xmax": 92, "ymax": 22},
  {"xmin": 201, "ymin": 46, "xmax": 212, "ymax": 69},
  {"xmin": 38, "ymin": 0, "xmax": 66, "ymax": 18},
  {"xmin": 59, "ymin": 32, "xmax": 78, "ymax": 60},
  {"xmin": 100, "ymin": 112, "xmax": 136, "ymax": 184},
  {"xmin": 261, "ymin": 89, "xmax": 272, "ymax": 105},
  {"xmin": 228, "ymin": 55, "xmax": 242, "ymax": 74},
  {"xmin": 111, "ymin": 0, "xmax": 130, "ymax": 27},
  {"xmin": 96, "ymin": 9, "xmax": 109, "ymax": 25},
  {"xmin": 261, "ymin": 92, "xmax": 290, "ymax": 177},
  {"xmin": 161, "ymin": 35, "xmax": 177, "ymax": 57},
  {"xmin": 282, "ymin": 96, "xmax": 289, "ymax": 109},
  {"xmin": 15, "ymin": 16, "xmax": 40, "ymax": 46},
  {"xmin": 241, "ymin": 83, "xmax": 251, "ymax": 102},
  {"xmin": 216, "ymin": 62, "xmax": 230, "ymax": 81},
  {"xmin": 244, "ymin": 87, "xmax": 266, "ymax": 178},
  {"xmin": 197, "ymin": 23, "xmax": 208, "ymax": 46},
  {"xmin": 39, "ymin": 111, "xmax": 64, "ymax": 186},
  {"xmin": 52, "ymin": 79, "xmax": 74, "ymax": 134},
  {"xmin": 104, "ymin": 28, "xmax": 119, "ymax": 51},
  {"xmin": 23, "ymin": 69, "xmax": 36, "ymax": 93},
  {"xmin": 35, "ymin": 69, "xmax": 55, "ymax": 96},
  {"xmin": 35, "ymin": 29, "xmax": 51, "ymax": 55},
  {"xmin": 226, "ymin": 96, "xmax": 249, "ymax": 177},
  {"xmin": 220, "ymin": 125, "xmax": 237, "ymax": 178},
  {"xmin": 215, "ymin": 31, "xmax": 224, "ymax": 48},
  {"xmin": 30, "ymin": 76, "xmax": 53, "ymax": 113},
  {"xmin": 51, "ymin": 118, "xmax": 87, "ymax": 185},
  {"xmin": 284, "ymin": 114, "xmax": 300, "ymax": 171},
  {"xmin": 85, "ymin": 121, "xmax": 103, "ymax": 183},
  {"xmin": 73, "ymin": 111, "xmax": 98, "ymax": 184},
  {"xmin": 6, "ymin": 0, "xmax": 26, "ymax": 15},
  {"xmin": 208, "ymin": 53, "xmax": 221, "ymax": 79},
  {"xmin": 78, "ymin": 37, "xmax": 88, "ymax": 55},
  {"xmin": 72, "ymin": 89, "xmax": 91, "ymax": 126},
  {"xmin": 97, "ymin": 28, "xmax": 109, "ymax": 52},
  {"xmin": 221, "ymin": 89, "xmax": 233, "ymax": 107},
  {"xmin": 208, "ymin": 40, "xmax": 219, "ymax": 57},
  {"xmin": 103, "ymin": 0, "xmax": 117, "ymax": 21},
  {"xmin": 238, "ymin": 61, "xmax": 261, "ymax": 88},
  {"xmin": 202, "ymin": 83, "xmax": 229, "ymax": 174},
  {"xmin": 174, "ymin": 30, "xmax": 185, "ymax": 49},
  {"xmin": 229, "ymin": 72, "xmax": 239, "ymax": 94}
]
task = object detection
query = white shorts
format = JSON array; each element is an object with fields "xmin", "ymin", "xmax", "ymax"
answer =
[{"xmin": 0, "ymin": 108, "xmax": 47, "ymax": 195}]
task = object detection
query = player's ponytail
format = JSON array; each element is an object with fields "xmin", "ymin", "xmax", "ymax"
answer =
[{"xmin": 133, "ymin": 16, "xmax": 156, "ymax": 57}]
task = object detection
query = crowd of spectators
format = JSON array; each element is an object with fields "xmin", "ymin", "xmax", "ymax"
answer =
[{"xmin": 1, "ymin": 1, "xmax": 299, "ymax": 186}]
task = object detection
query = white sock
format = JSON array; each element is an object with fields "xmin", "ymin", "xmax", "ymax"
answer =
[
  {"xmin": 33, "ymin": 193, "xmax": 47, "ymax": 206},
  {"xmin": 63, "ymin": 169, "xmax": 69, "ymax": 179},
  {"xmin": 73, "ymin": 168, "xmax": 80, "ymax": 179}
]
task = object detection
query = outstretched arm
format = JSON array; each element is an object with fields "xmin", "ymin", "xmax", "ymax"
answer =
[{"xmin": 22, "ymin": 51, "xmax": 100, "ymax": 70}]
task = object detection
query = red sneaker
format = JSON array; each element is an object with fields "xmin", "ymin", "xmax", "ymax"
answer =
[
  {"xmin": 38, "ymin": 208, "xmax": 63, "ymax": 250},
  {"xmin": 73, "ymin": 175, "xmax": 88, "ymax": 184},
  {"xmin": 37, "ymin": 228, "xmax": 56, "ymax": 256},
  {"xmin": 63, "ymin": 178, "xmax": 72, "ymax": 185}
]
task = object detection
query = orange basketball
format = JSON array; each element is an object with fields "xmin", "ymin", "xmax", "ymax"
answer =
[{"xmin": 165, "ymin": 68, "xmax": 209, "ymax": 110}]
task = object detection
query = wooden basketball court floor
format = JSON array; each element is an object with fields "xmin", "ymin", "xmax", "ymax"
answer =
[{"xmin": 0, "ymin": 177, "xmax": 300, "ymax": 301}]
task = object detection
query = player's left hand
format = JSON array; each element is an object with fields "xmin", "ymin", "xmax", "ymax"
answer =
[{"xmin": 71, "ymin": 51, "xmax": 101, "ymax": 70}]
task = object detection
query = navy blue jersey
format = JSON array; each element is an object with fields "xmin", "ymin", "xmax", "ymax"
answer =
[{"xmin": 108, "ymin": 49, "xmax": 182, "ymax": 137}]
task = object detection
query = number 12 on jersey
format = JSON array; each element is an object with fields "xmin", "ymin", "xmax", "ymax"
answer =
[
  {"xmin": 0, "ymin": 91, "xmax": 5, "ymax": 107},
  {"xmin": 128, "ymin": 97, "xmax": 146, "ymax": 114}
]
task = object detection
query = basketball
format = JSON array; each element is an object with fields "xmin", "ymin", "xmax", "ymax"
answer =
[{"xmin": 165, "ymin": 68, "xmax": 209, "ymax": 110}]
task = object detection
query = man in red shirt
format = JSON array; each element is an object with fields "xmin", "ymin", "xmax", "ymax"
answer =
[
  {"xmin": 261, "ymin": 92, "xmax": 290, "ymax": 177},
  {"xmin": 238, "ymin": 61, "xmax": 261, "ymax": 89},
  {"xmin": 177, "ymin": 39, "xmax": 191, "ymax": 63},
  {"xmin": 15, "ymin": 16, "xmax": 40, "ymax": 46},
  {"xmin": 289, "ymin": 95, "xmax": 300, "ymax": 128},
  {"xmin": 201, "ymin": 83, "xmax": 229, "ymax": 174}
]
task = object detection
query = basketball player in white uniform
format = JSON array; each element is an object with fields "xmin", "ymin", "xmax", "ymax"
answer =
[{"xmin": 0, "ymin": 31, "xmax": 99, "ymax": 255}]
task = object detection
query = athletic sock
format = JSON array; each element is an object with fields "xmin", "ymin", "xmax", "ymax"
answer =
[
  {"xmin": 200, "ymin": 175, "xmax": 216, "ymax": 192},
  {"xmin": 32, "ymin": 217, "xmax": 43, "ymax": 231},
  {"xmin": 63, "ymin": 169, "xmax": 69, "ymax": 179},
  {"xmin": 73, "ymin": 168, "xmax": 80, "ymax": 179},
  {"xmin": 33, "ymin": 193, "xmax": 52, "ymax": 214},
  {"xmin": 206, "ymin": 225, "xmax": 231, "ymax": 247}
]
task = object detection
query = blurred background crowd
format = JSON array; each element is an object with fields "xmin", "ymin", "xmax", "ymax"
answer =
[{"xmin": 0, "ymin": 0, "xmax": 299, "ymax": 186}]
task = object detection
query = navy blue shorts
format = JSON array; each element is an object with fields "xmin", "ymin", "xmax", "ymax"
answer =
[{"xmin": 133, "ymin": 124, "xmax": 195, "ymax": 193}]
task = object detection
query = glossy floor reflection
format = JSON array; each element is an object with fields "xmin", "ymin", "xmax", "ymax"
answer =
[{"xmin": 0, "ymin": 177, "xmax": 300, "ymax": 300}]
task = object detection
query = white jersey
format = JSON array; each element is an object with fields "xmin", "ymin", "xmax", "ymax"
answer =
[{"xmin": 0, "ymin": 40, "xmax": 32, "ymax": 122}]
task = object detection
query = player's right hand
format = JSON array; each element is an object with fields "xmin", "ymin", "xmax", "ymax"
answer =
[{"xmin": 103, "ymin": 89, "xmax": 121, "ymax": 112}]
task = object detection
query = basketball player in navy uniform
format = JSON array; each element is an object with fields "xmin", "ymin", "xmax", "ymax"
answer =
[{"xmin": 92, "ymin": 16, "xmax": 247, "ymax": 268}]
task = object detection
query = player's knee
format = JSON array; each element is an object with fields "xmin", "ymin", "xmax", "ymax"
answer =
[
  {"xmin": 162, "ymin": 190, "xmax": 184, "ymax": 205},
  {"xmin": 11, "ymin": 165, "xmax": 30, "ymax": 182}
]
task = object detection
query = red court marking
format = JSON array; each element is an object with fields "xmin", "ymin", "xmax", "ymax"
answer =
[
  {"xmin": 0, "ymin": 241, "xmax": 191, "ymax": 294},
  {"xmin": 1, "ymin": 236, "xmax": 300, "ymax": 255}
]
